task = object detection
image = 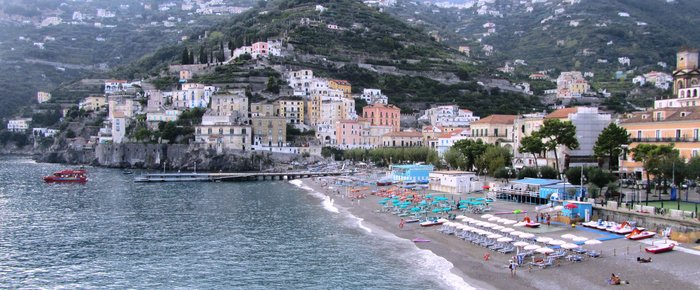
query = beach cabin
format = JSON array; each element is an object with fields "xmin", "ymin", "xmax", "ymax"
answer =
[
  {"xmin": 389, "ymin": 164, "xmax": 433, "ymax": 183},
  {"xmin": 561, "ymin": 201, "xmax": 593, "ymax": 221},
  {"xmin": 539, "ymin": 183, "xmax": 585, "ymax": 202},
  {"xmin": 504, "ymin": 178, "xmax": 563, "ymax": 204},
  {"xmin": 429, "ymin": 171, "xmax": 480, "ymax": 194}
]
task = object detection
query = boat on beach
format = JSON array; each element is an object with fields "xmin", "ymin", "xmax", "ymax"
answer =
[
  {"xmin": 626, "ymin": 228, "xmax": 656, "ymax": 240},
  {"xmin": 521, "ymin": 216, "xmax": 540, "ymax": 228},
  {"xmin": 412, "ymin": 238, "xmax": 431, "ymax": 243},
  {"xmin": 43, "ymin": 169, "xmax": 87, "ymax": 183},
  {"xmin": 420, "ymin": 220, "xmax": 445, "ymax": 227},
  {"xmin": 405, "ymin": 218, "xmax": 421, "ymax": 223},
  {"xmin": 644, "ymin": 242, "xmax": 676, "ymax": 254}
]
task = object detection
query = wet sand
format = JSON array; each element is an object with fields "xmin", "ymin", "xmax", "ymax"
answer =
[{"xmin": 303, "ymin": 177, "xmax": 700, "ymax": 290}]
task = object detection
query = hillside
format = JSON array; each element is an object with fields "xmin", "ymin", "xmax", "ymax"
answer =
[
  {"xmin": 386, "ymin": 0, "xmax": 700, "ymax": 95},
  {"xmin": 113, "ymin": 0, "xmax": 543, "ymax": 116}
]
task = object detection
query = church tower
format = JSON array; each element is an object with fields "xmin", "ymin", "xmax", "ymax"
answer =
[{"xmin": 673, "ymin": 48, "xmax": 700, "ymax": 96}]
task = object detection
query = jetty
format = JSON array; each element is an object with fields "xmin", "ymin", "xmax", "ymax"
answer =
[{"xmin": 133, "ymin": 171, "xmax": 345, "ymax": 182}]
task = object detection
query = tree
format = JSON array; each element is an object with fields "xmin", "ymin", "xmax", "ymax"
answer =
[
  {"xmin": 593, "ymin": 123, "xmax": 630, "ymax": 170},
  {"xmin": 519, "ymin": 134, "xmax": 544, "ymax": 170},
  {"xmin": 537, "ymin": 119, "xmax": 579, "ymax": 176},
  {"xmin": 688, "ymin": 156, "xmax": 700, "ymax": 181},
  {"xmin": 631, "ymin": 143, "xmax": 678, "ymax": 194},
  {"xmin": 451, "ymin": 139, "xmax": 489, "ymax": 171},
  {"xmin": 565, "ymin": 166, "xmax": 588, "ymax": 186},
  {"xmin": 494, "ymin": 167, "xmax": 516, "ymax": 182},
  {"xmin": 443, "ymin": 147, "xmax": 466, "ymax": 170},
  {"xmin": 266, "ymin": 76, "xmax": 280, "ymax": 94},
  {"xmin": 181, "ymin": 48, "xmax": 191, "ymax": 64},
  {"xmin": 517, "ymin": 166, "xmax": 558, "ymax": 179},
  {"xmin": 478, "ymin": 145, "xmax": 512, "ymax": 176}
]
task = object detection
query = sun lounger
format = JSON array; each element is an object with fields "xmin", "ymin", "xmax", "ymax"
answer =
[
  {"xmin": 489, "ymin": 243, "xmax": 504, "ymax": 251},
  {"xmin": 499, "ymin": 246, "xmax": 515, "ymax": 254},
  {"xmin": 566, "ymin": 255, "xmax": 583, "ymax": 262},
  {"xmin": 572, "ymin": 248, "xmax": 587, "ymax": 254},
  {"xmin": 529, "ymin": 257, "xmax": 554, "ymax": 269},
  {"xmin": 586, "ymin": 250, "xmax": 601, "ymax": 258}
]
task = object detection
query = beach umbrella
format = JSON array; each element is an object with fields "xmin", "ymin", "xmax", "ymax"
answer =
[
  {"xmin": 524, "ymin": 244, "xmax": 541, "ymax": 251},
  {"xmin": 487, "ymin": 234, "xmax": 503, "ymax": 239},
  {"xmin": 535, "ymin": 247, "xmax": 554, "ymax": 254},
  {"xmin": 561, "ymin": 243, "xmax": 580, "ymax": 250},
  {"xmin": 573, "ymin": 236, "xmax": 589, "ymax": 242},
  {"xmin": 549, "ymin": 240, "xmax": 566, "ymax": 246},
  {"xmin": 497, "ymin": 237, "xmax": 514, "ymax": 243},
  {"xmin": 513, "ymin": 241, "xmax": 529, "ymax": 247},
  {"xmin": 378, "ymin": 200, "xmax": 387, "ymax": 204},
  {"xmin": 536, "ymin": 237, "xmax": 553, "ymax": 243},
  {"xmin": 584, "ymin": 239, "xmax": 602, "ymax": 245},
  {"xmin": 399, "ymin": 204, "xmax": 408, "ymax": 209},
  {"xmin": 432, "ymin": 208, "xmax": 442, "ymax": 213},
  {"xmin": 564, "ymin": 203, "xmax": 578, "ymax": 209},
  {"xmin": 519, "ymin": 233, "xmax": 535, "ymax": 239},
  {"xmin": 492, "ymin": 225, "xmax": 505, "ymax": 230},
  {"xmin": 509, "ymin": 231, "xmax": 524, "ymax": 236},
  {"xmin": 488, "ymin": 217, "xmax": 499, "ymax": 221},
  {"xmin": 411, "ymin": 207, "xmax": 421, "ymax": 212},
  {"xmin": 500, "ymin": 228, "xmax": 515, "ymax": 233},
  {"xmin": 481, "ymin": 214, "xmax": 494, "ymax": 219},
  {"xmin": 479, "ymin": 231, "xmax": 490, "ymax": 236},
  {"xmin": 561, "ymin": 234, "xmax": 576, "ymax": 240},
  {"xmin": 456, "ymin": 215, "xmax": 466, "ymax": 219},
  {"xmin": 443, "ymin": 207, "xmax": 452, "ymax": 212},
  {"xmin": 459, "ymin": 205, "xmax": 468, "ymax": 209},
  {"xmin": 431, "ymin": 201, "xmax": 440, "ymax": 205},
  {"xmin": 420, "ymin": 200, "xmax": 428, "ymax": 205},
  {"xmin": 503, "ymin": 219, "xmax": 517, "ymax": 225}
]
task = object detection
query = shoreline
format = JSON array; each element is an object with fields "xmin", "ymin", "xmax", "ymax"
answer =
[{"xmin": 297, "ymin": 176, "xmax": 700, "ymax": 290}]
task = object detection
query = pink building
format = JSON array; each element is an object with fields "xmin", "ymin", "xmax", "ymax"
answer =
[
  {"xmin": 251, "ymin": 42, "xmax": 269, "ymax": 58},
  {"xmin": 335, "ymin": 119, "xmax": 370, "ymax": 148},
  {"xmin": 362, "ymin": 104, "xmax": 400, "ymax": 132}
]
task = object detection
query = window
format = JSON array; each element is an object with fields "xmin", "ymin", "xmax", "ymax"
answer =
[
  {"xmin": 655, "ymin": 130, "xmax": 661, "ymax": 140},
  {"xmin": 676, "ymin": 129, "xmax": 681, "ymax": 139},
  {"xmin": 694, "ymin": 129, "xmax": 699, "ymax": 141},
  {"xmin": 494, "ymin": 128, "xmax": 499, "ymax": 136},
  {"xmin": 693, "ymin": 150, "xmax": 699, "ymax": 157},
  {"xmin": 637, "ymin": 131, "xmax": 641, "ymax": 139},
  {"xmin": 656, "ymin": 112, "xmax": 663, "ymax": 121}
]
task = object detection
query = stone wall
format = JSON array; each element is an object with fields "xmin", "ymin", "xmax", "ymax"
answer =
[{"xmin": 592, "ymin": 206, "xmax": 700, "ymax": 243}]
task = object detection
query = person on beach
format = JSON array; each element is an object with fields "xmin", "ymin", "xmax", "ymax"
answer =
[
  {"xmin": 546, "ymin": 214, "xmax": 551, "ymax": 226},
  {"xmin": 509, "ymin": 260, "xmax": 518, "ymax": 276},
  {"xmin": 399, "ymin": 218, "xmax": 405, "ymax": 229}
]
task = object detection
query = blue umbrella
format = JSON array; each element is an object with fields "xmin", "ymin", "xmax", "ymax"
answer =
[
  {"xmin": 426, "ymin": 195, "xmax": 433, "ymax": 199},
  {"xmin": 378, "ymin": 200, "xmax": 387, "ymax": 204},
  {"xmin": 432, "ymin": 208, "xmax": 442, "ymax": 213},
  {"xmin": 411, "ymin": 207, "xmax": 421, "ymax": 212},
  {"xmin": 420, "ymin": 200, "xmax": 428, "ymax": 205},
  {"xmin": 431, "ymin": 201, "xmax": 440, "ymax": 205},
  {"xmin": 400, "ymin": 204, "xmax": 408, "ymax": 209},
  {"xmin": 443, "ymin": 207, "xmax": 452, "ymax": 212},
  {"xmin": 459, "ymin": 205, "xmax": 468, "ymax": 209}
]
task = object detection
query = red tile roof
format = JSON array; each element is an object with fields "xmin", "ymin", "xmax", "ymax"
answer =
[{"xmin": 470, "ymin": 114, "xmax": 516, "ymax": 125}]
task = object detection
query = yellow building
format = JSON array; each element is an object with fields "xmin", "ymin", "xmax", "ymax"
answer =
[
  {"xmin": 469, "ymin": 114, "xmax": 516, "ymax": 146},
  {"xmin": 79, "ymin": 95, "xmax": 107, "ymax": 112},
  {"xmin": 619, "ymin": 107, "xmax": 700, "ymax": 178},
  {"xmin": 328, "ymin": 79, "xmax": 352, "ymax": 98},
  {"xmin": 251, "ymin": 116, "xmax": 287, "ymax": 147},
  {"xmin": 277, "ymin": 99, "xmax": 305, "ymax": 125},
  {"xmin": 305, "ymin": 95, "xmax": 322, "ymax": 127}
]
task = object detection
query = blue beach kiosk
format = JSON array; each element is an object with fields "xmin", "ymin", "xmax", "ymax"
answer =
[
  {"xmin": 389, "ymin": 164, "xmax": 434, "ymax": 183},
  {"xmin": 562, "ymin": 201, "xmax": 593, "ymax": 222}
]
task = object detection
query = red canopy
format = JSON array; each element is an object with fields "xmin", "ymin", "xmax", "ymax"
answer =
[{"xmin": 564, "ymin": 203, "xmax": 578, "ymax": 209}]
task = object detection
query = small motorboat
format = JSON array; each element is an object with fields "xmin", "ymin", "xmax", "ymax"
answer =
[
  {"xmin": 43, "ymin": 169, "xmax": 87, "ymax": 183},
  {"xmin": 376, "ymin": 179, "xmax": 393, "ymax": 186},
  {"xmin": 122, "ymin": 170, "xmax": 134, "ymax": 175},
  {"xmin": 644, "ymin": 242, "xmax": 676, "ymax": 254},
  {"xmin": 412, "ymin": 238, "xmax": 431, "ymax": 243},
  {"xmin": 581, "ymin": 220, "xmax": 600, "ymax": 228},
  {"xmin": 420, "ymin": 220, "xmax": 445, "ymax": 227},
  {"xmin": 626, "ymin": 229, "xmax": 656, "ymax": 240},
  {"xmin": 405, "ymin": 218, "xmax": 421, "ymax": 223}
]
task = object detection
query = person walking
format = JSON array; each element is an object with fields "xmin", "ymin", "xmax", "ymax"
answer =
[
  {"xmin": 509, "ymin": 259, "xmax": 518, "ymax": 277},
  {"xmin": 399, "ymin": 218, "xmax": 405, "ymax": 229}
]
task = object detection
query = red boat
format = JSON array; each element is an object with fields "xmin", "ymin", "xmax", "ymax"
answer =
[
  {"xmin": 522, "ymin": 216, "xmax": 541, "ymax": 228},
  {"xmin": 43, "ymin": 169, "xmax": 87, "ymax": 183},
  {"xmin": 626, "ymin": 228, "xmax": 656, "ymax": 240},
  {"xmin": 644, "ymin": 242, "xmax": 675, "ymax": 254}
]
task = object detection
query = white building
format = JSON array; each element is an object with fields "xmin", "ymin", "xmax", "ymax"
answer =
[
  {"xmin": 429, "ymin": 171, "xmax": 480, "ymax": 194},
  {"xmin": 418, "ymin": 105, "xmax": 480, "ymax": 128},
  {"xmin": 37, "ymin": 91, "xmax": 51, "ymax": 104},
  {"xmin": 7, "ymin": 118, "xmax": 31, "ymax": 132},
  {"xmin": 32, "ymin": 128, "xmax": 59, "ymax": 138},
  {"xmin": 111, "ymin": 112, "xmax": 129, "ymax": 143},
  {"xmin": 171, "ymin": 83, "xmax": 216, "ymax": 109},
  {"xmin": 436, "ymin": 128, "xmax": 470, "ymax": 156},
  {"xmin": 359, "ymin": 88, "xmax": 388, "ymax": 104}
]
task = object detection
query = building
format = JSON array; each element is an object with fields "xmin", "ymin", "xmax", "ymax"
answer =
[
  {"xmin": 469, "ymin": 114, "xmax": 516, "ymax": 146},
  {"xmin": 111, "ymin": 112, "xmax": 129, "ymax": 143},
  {"xmin": 381, "ymin": 131, "xmax": 423, "ymax": 147},
  {"xmin": 389, "ymin": 164, "xmax": 434, "ymax": 182},
  {"xmin": 277, "ymin": 99, "xmax": 305, "ymax": 125},
  {"xmin": 436, "ymin": 128, "xmax": 470, "ymax": 156},
  {"xmin": 619, "ymin": 106, "xmax": 700, "ymax": 179},
  {"xmin": 422, "ymin": 125, "xmax": 444, "ymax": 150},
  {"xmin": 251, "ymin": 102, "xmax": 278, "ymax": 118},
  {"xmin": 104, "ymin": 80, "xmax": 138, "ymax": 95},
  {"xmin": 37, "ymin": 91, "xmax": 51, "ymax": 104},
  {"xmin": 458, "ymin": 46, "xmax": 470, "ymax": 56},
  {"xmin": 359, "ymin": 88, "xmax": 388, "ymax": 105},
  {"xmin": 79, "ymin": 95, "xmax": 107, "ymax": 112},
  {"xmin": 7, "ymin": 118, "xmax": 31, "ymax": 132},
  {"xmin": 335, "ymin": 119, "xmax": 371, "ymax": 149},
  {"xmin": 107, "ymin": 95, "xmax": 138, "ymax": 120},
  {"xmin": 545, "ymin": 107, "xmax": 611, "ymax": 167},
  {"xmin": 251, "ymin": 116, "xmax": 287, "ymax": 148},
  {"xmin": 512, "ymin": 112, "xmax": 546, "ymax": 169},
  {"xmin": 32, "ymin": 127, "xmax": 59, "ymax": 138},
  {"xmin": 146, "ymin": 109, "xmax": 181, "ymax": 125},
  {"xmin": 556, "ymin": 71, "xmax": 590, "ymax": 98},
  {"xmin": 179, "ymin": 70, "xmax": 192, "ymax": 82},
  {"xmin": 362, "ymin": 104, "xmax": 400, "ymax": 132},
  {"xmin": 673, "ymin": 48, "xmax": 700, "ymax": 97},
  {"xmin": 172, "ymin": 83, "xmax": 216, "ymax": 109},
  {"xmin": 429, "ymin": 171, "xmax": 480, "ymax": 194},
  {"xmin": 418, "ymin": 105, "xmax": 480, "ymax": 128},
  {"xmin": 328, "ymin": 79, "xmax": 352, "ymax": 98},
  {"xmin": 251, "ymin": 41, "xmax": 269, "ymax": 58},
  {"xmin": 194, "ymin": 123, "xmax": 251, "ymax": 151},
  {"xmin": 287, "ymin": 70, "xmax": 314, "ymax": 95}
]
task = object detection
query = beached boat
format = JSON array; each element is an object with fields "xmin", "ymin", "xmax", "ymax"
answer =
[
  {"xmin": 581, "ymin": 220, "xmax": 600, "ymax": 228},
  {"xmin": 644, "ymin": 242, "xmax": 675, "ymax": 254},
  {"xmin": 521, "ymin": 216, "xmax": 541, "ymax": 228},
  {"xmin": 412, "ymin": 238, "xmax": 431, "ymax": 243},
  {"xmin": 405, "ymin": 218, "xmax": 421, "ymax": 223},
  {"xmin": 376, "ymin": 179, "xmax": 393, "ymax": 186},
  {"xmin": 626, "ymin": 229, "xmax": 656, "ymax": 240},
  {"xmin": 43, "ymin": 169, "xmax": 87, "ymax": 183},
  {"xmin": 420, "ymin": 220, "xmax": 444, "ymax": 227}
]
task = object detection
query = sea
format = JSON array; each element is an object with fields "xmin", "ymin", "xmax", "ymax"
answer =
[{"xmin": 0, "ymin": 156, "xmax": 474, "ymax": 289}]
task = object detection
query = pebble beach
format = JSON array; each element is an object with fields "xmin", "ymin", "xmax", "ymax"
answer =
[{"xmin": 301, "ymin": 176, "xmax": 700, "ymax": 290}]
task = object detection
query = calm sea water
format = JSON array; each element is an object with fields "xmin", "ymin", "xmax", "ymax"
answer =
[{"xmin": 0, "ymin": 156, "xmax": 469, "ymax": 289}]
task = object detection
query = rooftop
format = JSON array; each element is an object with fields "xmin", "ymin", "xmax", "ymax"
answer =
[
  {"xmin": 470, "ymin": 114, "xmax": 516, "ymax": 125},
  {"xmin": 545, "ymin": 107, "xmax": 578, "ymax": 119}
]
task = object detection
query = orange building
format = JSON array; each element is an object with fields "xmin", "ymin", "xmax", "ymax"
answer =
[
  {"xmin": 328, "ymin": 79, "xmax": 352, "ymax": 99},
  {"xmin": 362, "ymin": 104, "xmax": 400, "ymax": 132}
]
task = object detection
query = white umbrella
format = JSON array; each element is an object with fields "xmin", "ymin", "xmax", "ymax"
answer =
[
  {"xmin": 536, "ymin": 237, "xmax": 553, "ymax": 243},
  {"xmin": 549, "ymin": 239, "xmax": 566, "ymax": 246},
  {"xmin": 510, "ymin": 231, "xmax": 524, "ymax": 236},
  {"xmin": 519, "ymin": 233, "xmax": 535, "ymax": 239},
  {"xmin": 503, "ymin": 220, "xmax": 517, "ymax": 225},
  {"xmin": 500, "ymin": 228, "xmax": 515, "ymax": 233},
  {"xmin": 456, "ymin": 215, "xmax": 466, "ymax": 220},
  {"xmin": 553, "ymin": 205, "xmax": 564, "ymax": 211},
  {"xmin": 438, "ymin": 218, "xmax": 449, "ymax": 223},
  {"xmin": 524, "ymin": 244, "xmax": 541, "ymax": 250},
  {"xmin": 488, "ymin": 234, "xmax": 503, "ymax": 239},
  {"xmin": 513, "ymin": 222, "xmax": 526, "ymax": 227},
  {"xmin": 488, "ymin": 217, "xmax": 500, "ymax": 221},
  {"xmin": 561, "ymin": 243, "xmax": 580, "ymax": 249},
  {"xmin": 584, "ymin": 239, "xmax": 602, "ymax": 245},
  {"xmin": 561, "ymin": 234, "xmax": 576, "ymax": 240},
  {"xmin": 513, "ymin": 241, "xmax": 529, "ymax": 247},
  {"xmin": 492, "ymin": 225, "xmax": 505, "ymax": 230},
  {"xmin": 573, "ymin": 236, "xmax": 589, "ymax": 242},
  {"xmin": 497, "ymin": 237, "xmax": 514, "ymax": 242},
  {"xmin": 481, "ymin": 214, "xmax": 494, "ymax": 219},
  {"xmin": 479, "ymin": 231, "xmax": 490, "ymax": 236},
  {"xmin": 536, "ymin": 247, "xmax": 554, "ymax": 254}
]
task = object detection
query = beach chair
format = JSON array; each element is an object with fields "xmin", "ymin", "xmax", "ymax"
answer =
[
  {"xmin": 489, "ymin": 243, "xmax": 504, "ymax": 251},
  {"xmin": 586, "ymin": 250, "xmax": 601, "ymax": 258},
  {"xmin": 498, "ymin": 246, "xmax": 515, "ymax": 254},
  {"xmin": 566, "ymin": 255, "xmax": 583, "ymax": 262},
  {"xmin": 572, "ymin": 247, "xmax": 587, "ymax": 254}
]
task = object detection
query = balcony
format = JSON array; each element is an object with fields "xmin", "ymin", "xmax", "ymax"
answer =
[{"xmin": 631, "ymin": 137, "xmax": 699, "ymax": 143}]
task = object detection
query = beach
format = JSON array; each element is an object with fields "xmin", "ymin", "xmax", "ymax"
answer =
[{"xmin": 297, "ymin": 176, "xmax": 700, "ymax": 290}]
